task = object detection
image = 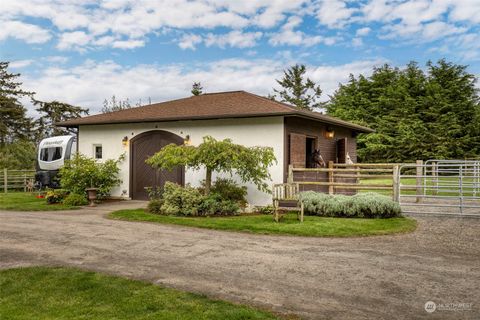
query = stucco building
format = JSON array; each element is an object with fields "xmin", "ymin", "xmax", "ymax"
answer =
[{"xmin": 59, "ymin": 91, "xmax": 372, "ymax": 205}]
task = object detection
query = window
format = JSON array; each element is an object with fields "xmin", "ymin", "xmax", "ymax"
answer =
[
  {"xmin": 40, "ymin": 147, "xmax": 63, "ymax": 162},
  {"xmin": 94, "ymin": 145, "xmax": 102, "ymax": 159}
]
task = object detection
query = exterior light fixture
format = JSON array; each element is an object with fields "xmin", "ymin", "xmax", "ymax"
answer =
[
  {"xmin": 184, "ymin": 134, "xmax": 191, "ymax": 145},
  {"xmin": 122, "ymin": 136, "xmax": 129, "ymax": 146},
  {"xmin": 324, "ymin": 128, "xmax": 335, "ymax": 139}
]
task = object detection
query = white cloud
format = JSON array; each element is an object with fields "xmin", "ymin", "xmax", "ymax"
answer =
[
  {"xmin": 381, "ymin": 20, "xmax": 466, "ymax": 41},
  {"xmin": 0, "ymin": 20, "xmax": 51, "ymax": 43},
  {"xmin": 204, "ymin": 31, "xmax": 262, "ymax": 48},
  {"xmin": 23, "ymin": 58, "xmax": 385, "ymax": 114},
  {"xmin": 356, "ymin": 27, "xmax": 371, "ymax": 36},
  {"xmin": 178, "ymin": 30, "xmax": 262, "ymax": 50},
  {"xmin": 9, "ymin": 59, "xmax": 34, "ymax": 68},
  {"xmin": 269, "ymin": 16, "xmax": 337, "ymax": 47},
  {"xmin": 178, "ymin": 34, "xmax": 203, "ymax": 50},
  {"xmin": 449, "ymin": 0, "xmax": 480, "ymax": 24},
  {"xmin": 352, "ymin": 37, "xmax": 363, "ymax": 47},
  {"xmin": 315, "ymin": 0, "xmax": 356, "ymax": 28},
  {"xmin": 44, "ymin": 56, "xmax": 69, "ymax": 64},
  {"xmin": 57, "ymin": 31, "xmax": 91, "ymax": 51},
  {"xmin": 307, "ymin": 59, "xmax": 387, "ymax": 98},
  {"xmin": 421, "ymin": 21, "xmax": 466, "ymax": 41},
  {"xmin": 112, "ymin": 39, "xmax": 145, "ymax": 49},
  {"xmin": 0, "ymin": 0, "xmax": 308, "ymax": 50}
]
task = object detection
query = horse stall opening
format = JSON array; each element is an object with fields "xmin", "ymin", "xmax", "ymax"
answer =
[{"xmin": 284, "ymin": 116, "xmax": 358, "ymax": 194}]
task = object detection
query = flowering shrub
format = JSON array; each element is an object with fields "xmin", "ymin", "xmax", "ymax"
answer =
[
  {"xmin": 45, "ymin": 189, "xmax": 67, "ymax": 204},
  {"xmin": 149, "ymin": 180, "xmax": 246, "ymax": 216},
  {"xmin": 300, "ymin": 192, "xmax": 402, "ymax": 218}
]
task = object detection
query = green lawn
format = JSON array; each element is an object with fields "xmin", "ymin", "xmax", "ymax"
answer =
[
  {"xmin": 0, "ymin": 267, "xmax": 277, "ymax": 320},
  {"xmin": 0, "ymin": 192, "xmax": 78, "ymax": 211},
  {"xmin": 109, "ymin": 209, "xmax": 417, "ymax": 237},
  {"xmin": 359, "ymin": 177, "xmax": 478, "ymax": 197}
]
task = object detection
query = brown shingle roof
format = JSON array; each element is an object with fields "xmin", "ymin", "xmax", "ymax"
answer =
[{"xmin": 57, "ymin": 90, "xmax": 373, "ymax": 133}]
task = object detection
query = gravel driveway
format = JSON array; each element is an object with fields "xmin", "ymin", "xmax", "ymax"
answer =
[{"xmin": 0, "ymin": 202, "xmax": 478, "ymax": 319}]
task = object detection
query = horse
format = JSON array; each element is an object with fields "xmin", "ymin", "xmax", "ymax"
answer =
[
  {"xmin": 346, "ymin": 152, "xmax": 354, "ymax": 164},
  {"xmin": 308, "ymin": 149, "xmax": 326, "ymax": 168}
]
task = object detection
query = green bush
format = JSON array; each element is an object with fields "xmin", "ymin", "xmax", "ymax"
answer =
[
  {"xmin": 147, "ymin": 199, "xmax": 164, "ymax": 214},
  {"xmin": 201, "ymin": 178, "xmax": 248, "ymax": 208},
  {"xmin": 59, "ymin": 153, "xmax": 123, "ymax": 199},
  {"xmin": 255, "ymin": 205, "xmax": 274, "ymax": 215},
  {"xmin": 158, "ymin": 181, "xmax": 242, "ymax": 216},
  {"xmin": 63, "ymin": 193, "xmax": 88, "ymax": 206},
  {"xmin": 199, "ymin": 193, "xmax": 240, "ymax": 216},
  {"xmin": 45, "ymin": 189, "xmax": 67, "ymax": 204},
  {"xmin": 300, "ymin": 192, "xmax": 402, "ymax": 218},
  {"xmin": 161, "ymin": 182, "xmax": 204, "ymax": 216}
]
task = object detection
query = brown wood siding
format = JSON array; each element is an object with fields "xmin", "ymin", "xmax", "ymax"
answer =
[
  {"xmin": 284, "ymin": 117, "xmax": 358, "ymax": 193},
  {"xmin": 289, "ymin": 133, "xmax": 306, "ymax": 168}
]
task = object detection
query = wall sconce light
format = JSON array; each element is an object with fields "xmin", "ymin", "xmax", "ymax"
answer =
[
  {"xmin": 122, "ymin": 136, "xmax": 129, "ymax": 146},
  {"xmin": 324, "ymin": 128, "xmax": 335, "ymax": 139},
  {"xmin": 184, "ymin": 134, "xmax": 191, "ymax": 145}
]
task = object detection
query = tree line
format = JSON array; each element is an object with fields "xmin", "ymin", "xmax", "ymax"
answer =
[{"xmin": 1, "ymin": 58, "xmax": 479, "ymax": 169}]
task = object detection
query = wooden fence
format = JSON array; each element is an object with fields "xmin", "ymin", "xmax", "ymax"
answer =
[
  {"xmin": 1, "ymin": 169, "xmax": 36, "ymax": 193},
  {"xmin": 286, "ymin": 161, "xmax": 424, "ymax": 202}
]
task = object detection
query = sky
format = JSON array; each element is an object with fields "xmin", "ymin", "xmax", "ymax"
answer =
[{"xmin": 1, "ymin": 0, "xmax": 479, "ymax": 116}]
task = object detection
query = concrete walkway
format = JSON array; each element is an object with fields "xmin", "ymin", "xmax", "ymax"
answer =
[{"xmin": 0, "ymin": 203, "xmax": 479, "ymax": 319}]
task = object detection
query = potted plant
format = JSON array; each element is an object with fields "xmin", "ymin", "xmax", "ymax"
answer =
[{"xmin": 85, "ymin": 184, "xmax": 99, "ymax": 207}]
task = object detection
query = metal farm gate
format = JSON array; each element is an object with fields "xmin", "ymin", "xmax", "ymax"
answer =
[{"xmin": 398, "ymin": 160, "xmax": 480, "ymax": 216}]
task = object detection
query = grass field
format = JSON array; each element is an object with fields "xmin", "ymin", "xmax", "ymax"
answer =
[
  {"xmin": 359, "ymin": 176, "xmax": 479, "ymax": 197},
  {"xmin": 0, "ymin": 267, "xmax": 277, "ymax": 320},
  {"xmin": 109, "ymin": 209, "xmax": 417, "ymax": 237},
  {"xmin": 0, "ymin": 192, "xmax": 78, "ymax": 211}
]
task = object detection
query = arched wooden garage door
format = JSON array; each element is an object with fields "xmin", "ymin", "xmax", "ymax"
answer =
[{"xmin": 130, "ymin": 130, "xmax": 184, "ymax": 200}]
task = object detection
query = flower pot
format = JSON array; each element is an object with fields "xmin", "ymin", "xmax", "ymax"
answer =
[{"xmin": 85, "ymin": 188, "xmax": 99, "ymax": 207}]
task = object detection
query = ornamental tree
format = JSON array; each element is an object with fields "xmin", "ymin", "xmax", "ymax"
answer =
[{"xmin": 146, "ymin": 136, "xmax": 276, "ymax": 194}]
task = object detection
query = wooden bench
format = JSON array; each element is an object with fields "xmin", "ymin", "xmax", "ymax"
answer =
[{"xmin": 272, "ymin": 183, "xmax": 304, "ymax": 222}]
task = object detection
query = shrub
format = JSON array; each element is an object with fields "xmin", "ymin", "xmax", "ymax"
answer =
[
  {"xmin": 300, "ymin": 191, "xmax": 402, "ymax": 218},
  {"xmin": 204, "ymin": 178, "xmax": 248, "ymax": 208},
  {"xmin": 161, "ymin": 182, "xmax": 204, "ymax": 216},
  {"xmin": 59, "ymin": 153, "xmax": 123, "ymax": 199},
  {"xmin": 255, "ymin": 205, "xmax": 275, "ymax": 215},
  {"xmin": 145, "ymin": 186, "xmax": 163, "ymax": 200},
  {"xmin": 199, "ymin": 192, "xmax": 240, "ymax": 216},
  {"xmin": 147, "ymin": 199, "xmax": 164, "ymax": 214},
  {"xmin": 45, "ymin": 189, "xmax": 67, "ymax": 204},
  {"xmin": 63, "ymin": 193, "xmax": 88, "ymax": 206}
]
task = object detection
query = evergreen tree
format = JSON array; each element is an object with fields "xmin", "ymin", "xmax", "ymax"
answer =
[
  {"xmin": 326, "ymin": 60, "xmax": 480, "ymax": 162},
  {"xmin": 191, "ymin": 82, "xmax": 203, "ymax": 96},
  {"xmin": 33, "ymin": 100, "xmax": 89, "ymax": 141},
  {"xmin": 273, "ymin": 64, "xmax": 322, "ymax": 111},
  {"xmin": 102, "ymin": 95, "xmax": 133, "ymax": 113},
  {"xmin": 0, "ymin": 61, "xmax": 34, "ymax": 146}
]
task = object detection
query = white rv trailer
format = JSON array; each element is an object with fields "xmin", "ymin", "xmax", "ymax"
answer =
[{"xmin": 35, "ymin": 135, "xmax": 76, "ymax": 188}]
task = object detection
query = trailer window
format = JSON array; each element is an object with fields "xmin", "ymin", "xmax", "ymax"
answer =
[{"xmin": 40, "ymin": 147, "xmax": 63, "ymax": 161}]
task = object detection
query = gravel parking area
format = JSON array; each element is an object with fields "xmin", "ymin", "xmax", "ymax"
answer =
[{"xmin": 0, "ymin": 203, "xmax": 478, "ymax": 319}]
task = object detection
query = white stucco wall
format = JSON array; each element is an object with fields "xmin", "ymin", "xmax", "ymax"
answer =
[{"xmin": 77, "ymin": 116, "xmax": 284, "ymax": 206}]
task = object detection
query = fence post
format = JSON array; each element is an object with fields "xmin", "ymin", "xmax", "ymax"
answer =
[
  {"xmin": 328, "ymin": 161, "xmax": 334, "ymax": 195},
  {"xmin": 416, "ymin": 160, "xmax": 423, "ymax": 203},
  {"xmin": 3, "ymin": 168, "xmax": 7, "ymax": 193},
  {"xmin": 392, "ymin": 165, "xmax": 399, "ymax": 202},
  {"xmin": 287, "ymin": 164, "xmax": 293, "ymax": 184}
]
